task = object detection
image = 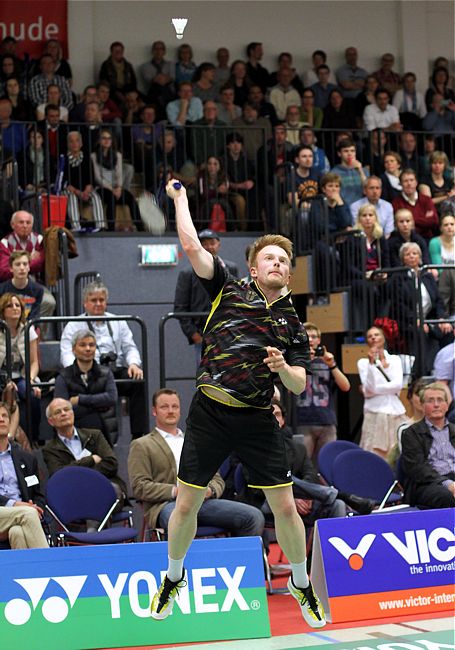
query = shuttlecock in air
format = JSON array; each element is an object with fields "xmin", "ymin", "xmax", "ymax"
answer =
[{"xmin": 171, "ymin": 18, "xmax": 188, "ymax": 40}]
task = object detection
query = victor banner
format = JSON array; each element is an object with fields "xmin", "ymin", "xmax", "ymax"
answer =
[
  {"xmin": 0, "ymin": 537, "xmax": 270, "ymax": 650},
  {"xmin": 311, "ymin": 508, "xmax": 455, "ymax": 623}
]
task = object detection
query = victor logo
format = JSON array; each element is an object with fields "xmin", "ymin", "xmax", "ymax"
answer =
[{"xmin": 328, "ymin": 534, "xmax": 376, "ymax": 570}]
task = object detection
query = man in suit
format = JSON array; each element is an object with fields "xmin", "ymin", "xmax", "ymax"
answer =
[
  {"xmin": 128, "ymin": 388, "xmax": 264, "ymax": 536},
  {"xmin": 0, "ymin": 402, "xmax": 48, "ymax": 549},
  {"xmin": 43, "ymin": 397, "xmax": 126, "ymax": 506},
  {"xmin": 401, "ymin": 383, "xmax": 455, "ymax": 508}
]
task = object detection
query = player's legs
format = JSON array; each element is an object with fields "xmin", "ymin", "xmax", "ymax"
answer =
[
  {"xmin": 263, "ymin": 484, "xmax": 307, "ymax": 564},
  {"xmin": 167, "ymin": 481, "xmax": 207, "ymax": 564}
]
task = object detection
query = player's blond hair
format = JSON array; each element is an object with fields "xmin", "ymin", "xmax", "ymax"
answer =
[{"xmin": 248, "ymin": 234, "xmax": 293, "ymax": 268}]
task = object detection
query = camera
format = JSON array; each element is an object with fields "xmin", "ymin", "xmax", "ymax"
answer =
[
  {"xmin": 314, "ymin": 344, "xmax": 325, "ymax": 357},
  {"xmin": 99, "ymin": 351, "xmax": 118, "ymax": 370}
]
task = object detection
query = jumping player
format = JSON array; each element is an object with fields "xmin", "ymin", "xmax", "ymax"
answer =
[{"xmin": 150, "ymin": 179, "xmax": 326, "ymax": 628}]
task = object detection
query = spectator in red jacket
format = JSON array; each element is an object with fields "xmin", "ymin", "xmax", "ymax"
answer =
[{"xmin": 392, "ymin": 169, "xmax": 439, "ymax": 241}]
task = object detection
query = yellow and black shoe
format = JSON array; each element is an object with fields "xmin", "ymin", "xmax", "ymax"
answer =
[
  {"xmin": 287, "ymin": 577, "xmax": 326, "ymax": 628},
  {"xmin": 150, "ymin": 572, "xmax": 187, "ymax": 620}
]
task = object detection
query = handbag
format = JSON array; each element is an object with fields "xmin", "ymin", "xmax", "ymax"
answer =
[{"xmin": 209, "ymin": 203, "xmax": 226, "ymax": 232}]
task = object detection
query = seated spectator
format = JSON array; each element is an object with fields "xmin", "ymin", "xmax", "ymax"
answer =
[
  {"xmin": 1, "ymin": 75, "xmax": 32, "ymax": 121},
  {"xmin": 439, "ymin": 268, "xmax": 455, "ymax": 320},
  {"xmin": 128, "ymin": 388, "xmax": 264, "ymax": 538},
  {"xmin": 350, "ymin": 176, "xmax": 394, "ymax": 236},
  {"xmin": 80, "ymin": 101, "xmax": 102, "ymax": 154},
  {"xmin": 97, "ymin": 82, "xmax": 122, "ymax": 123},
  {"xmin": 336, "ymin": 47, "xmax": 368, "ymax": 99},
  {"xmin": 433, "ymin": 342, "xmax": 455, "ymax": 407},
  {"xmin": 295, "ymin": 323, "xmax": 350, "ymax": 461},
  {"xmin": 358, "ymin": 326, "xmax": 407, "ymax": 458},
  {"xmin": 310, "ymin": 172, "xmax": 352, "ymax": 235},
  {"xmin": 311, "ymin": 65, "xmax": 338, "ymax": 110},
  {"xmin": 245, "ymin": 42, "xmax": 269, "ymax": 94},
  {"xmin": 37, "ymin": 103, "xmax": 67, "ymax": 177},
  {"xmin": 425, "ymin": 66, "xmax": 455, "ymax": 112},
  {"xmin": 380, "ymin": 150, "xmax": 402, "ymax": 202},
  {"xmin": 214, "ymin": 47, "xmax": 230, "ymax": 87},
  {"xmin": 232, "ymin": 102, "xmax": 272, "ymax": 162},
  {"xmin": 0, "ymin": 98, "xmax": 26, "ymax": 159},
  {"xmin": 36, "ymin": 83, "xmax": 68, "ymax": 122},
  {"xmin": 0, "ymin": 402, "xmax": 48, "ymax": 548},
  {"xmin": 298, "ymin": 127, "xmax": 330, "ymax": 174},
  {"xmin": 269, "ymin": 52, "xmax": 304, "ymax": 96},
  {"xmin": 0, "ymin": 251, "xmax": 43, "ymax": 321},
  {"xmin": 156, "ymin": 129, "xmax": 195, "ymax": 191},
  {"xmin": 0, "ymin": 294, "xmax": 41, "ymax": 445},
  {"xmin": 22, "ymin": 130, "xmax": 47, "ymax": 192},
  {"xmin": 28, "ymin": 54, "xmax": 73, "ymax": 110},
  {"xmin": 257, "ymin": 123, "xmax": 294, "ymax": 193},
  {"xmin": 270, "ymin": 67, "xmax": 301, "ymax": 120},
  {"xmin": 419, "ymin": 151, "xmax": 455, "ymax": 214},
  {"xmin": 395, "ymin": 378, "xmax": 427, "ymax": 454},
  {"xmin": 429, "ymin": 57, "xmax": 455, "ymax": 92},
  {"xmin": 428, "ymin": 214, "xmax": 455, "ymax": 268},
  {"xmin": 0, "ymin": 210, "xmax": 55, "ymax": 317},
  {"xmin": 225, "ymin": 133, "xmax": 255, "ymax": 231},
  {"xmin": 322, "ymin": 88, "xmax": 356, "ymax": 132},
  {"xmin": 372, "ymin": 53, "xmax": 401, "ymax": 97},
  {"xmin": 122, "ymin": 89, "xmax": 145, "ymax": 125},
  {"xmin": 55, "ymin": 329, "xmax": 118, "ymax": 444},
  {"xmin": 0, "ymin": 54, "xmax": 25, "ymax": 97},
  {"xmin": 192, "ymin": 62, "xmax": 218, "ymax": 103},
  {"xmin": 43, "ymin": 38, "xmax": 72, "ymax": 84},
  {"xmin": 302, "ymin": 50, "xmax": 336, "ymax": 88},
  {"xmin": 422, "ymin": 92, "xmax": 455, "ymax": 135},
  {"xmin": 60, "ymin": 280, "xmax": 146, "ymax": 439},
  {"xmin": 331, "ymin": 137, "xmax": 369, "ymax": 205},
  {"xmin": 215, "ymin": 83, "xmax": 241, "ymax": 124},
  {"xmin": 197, "ymin": 155, "xmax": 230, "ymax": 227},
  {"xmin": 388, "ymin": 208, "xmax": 431, "ymax": 268},
  {"xmin": 247, "ymin": 84, "xmax": 278, "ymax": 126},
  {"xmin": 174, "ymin": 43, "xmax": 197, "ymax": 86},
  {"xmin": 298, "ymin": 87, "xmax": 323, "ymax": 129},
  {"xmin": 398, "ymin": 131, "xmax": 419, "ymax": 172},
  {"xmin": 228, "ymin": 60, "xmax": 251, "ymax": 108},
  {"xmin": 392, "ymin": 169, "xmax": 439, "ymax": 240},
  {"xmin": 401, "ymin": 383, "xmax": 455, "ymax": 508},
  {"xmin": 364, "ymin": 128, "xmax": 388, "ymax": 176},
  {"xmin": 44, "ymin": 397, "xmax": 127, "ymax": 509},
  {"xmin": 68, "ymin": 85, "xmax": 98, "ymax": 123},
  {"xmin": 166, "ymin": 81, "xmax": 203, "ymax": 126},
  {"xmin": 131, "ymin": 104, "xmax": 165, "ymax": 179},
  {"xmin": 392, "ymin": 72, "xmax": 427, "ymax": 130},
  {"xmin": 63, "ymin": 131, "xmax": 105, "ymax": 231},
  {"xmin": 363, "ymin": 88, "xmax": 402, "ymax": 131},
  {"xmin": 140, "ymin": 41, "xmax": 174, "ymax": 113},
  {"xmin": 98, "ymin": 41, "xmax": 137, "ymax": 106},
  {"xmin": 354, "ymin": 74, "xmax": 379, "ymax": 125},
  {"xmin": 91, "ymin": 129, "xmax": 143, "ymax": 231},
  {"xmin": 352, "ymin": 204, "xmax": 390, "ymax": 277},
  {"xmin": 190, "ymin": 101, "xmax": 226, "ymax": 166},
  {"xmin": 284, "ymin": 105, "xmax": 306, "ymax": 145},
  {"xmin": 287, "ymin": 145, "xmax": 321, "ymax": 208}
]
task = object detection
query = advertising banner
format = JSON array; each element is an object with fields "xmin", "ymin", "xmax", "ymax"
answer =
[
  {"xmin": 0, "ymin": 1, "xmax": 68, "ymax": 59},
  {"xmin": 0, "ymin": 537, "xmax": 270, "ymax": 650},
  {"xmin": 311, "ymin": 508, "xmax": 455, "ymax": 623}
]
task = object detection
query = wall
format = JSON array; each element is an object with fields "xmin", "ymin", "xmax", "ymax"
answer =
[{"xmin": 68, "ymin": 0, "xmax": 454, "ymax": 95}]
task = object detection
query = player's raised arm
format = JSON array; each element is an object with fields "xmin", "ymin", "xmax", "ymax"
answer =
[{"xmin": 166, "ymin": 179, "xmax": 214, "ymax": 279}]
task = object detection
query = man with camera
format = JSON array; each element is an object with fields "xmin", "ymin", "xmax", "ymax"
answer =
[
  {"xmin": 295, "ymin": 321, "xmax": 350, "ymax": 462},
  {"xmin": 60, "ymin": 281, "xmax": 147, "ymax": 439}
]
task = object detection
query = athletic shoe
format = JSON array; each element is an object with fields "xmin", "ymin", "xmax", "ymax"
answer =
[
  {"xmin": 150, "ymin": 572, "xmax": 186, "ymax": 620},
  {"xmin": 287, "ymin": 577, "xmax": 326, "ymax": 628}
]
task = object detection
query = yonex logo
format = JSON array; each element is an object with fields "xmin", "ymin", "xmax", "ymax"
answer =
[
  {"xmin": 5, "ymin": 575, "xmax": 87, "ymax": 625},
  {"xmin": 328, "ymin": 534, "xmax": 376, "ymax": 570}
]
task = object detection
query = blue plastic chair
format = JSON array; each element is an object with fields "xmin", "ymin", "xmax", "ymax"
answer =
[
  {"xmin": 318, "ymin": 440, "xmax": 359, "ymax": 485},
  {"xmin": 46, "ymin": 466, "xmax": 138, "ymax": 545},
  {"xmin": 331, "ymin": 449, "xmax": 403, "ymax": 505}
]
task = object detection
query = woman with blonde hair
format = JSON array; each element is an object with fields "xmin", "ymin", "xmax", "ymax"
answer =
[{"xmin": 354, "ymin": 203, "xmax": 390, "ymax": 276}]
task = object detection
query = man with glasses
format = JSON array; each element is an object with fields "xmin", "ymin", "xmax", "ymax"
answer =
[{"xmin": 401, "ymin": 383, "xmax": 455, "ymax": 508}]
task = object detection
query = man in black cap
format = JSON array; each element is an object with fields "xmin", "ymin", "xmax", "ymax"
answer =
[{"xmin": 174, "ymin": 229, "xmax": 238, "ymax": 364}]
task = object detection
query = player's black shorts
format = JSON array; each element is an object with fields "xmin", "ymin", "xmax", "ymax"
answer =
[{"xmin": 178, "ymin": 391, "xmax": 292, "ymax": 490}]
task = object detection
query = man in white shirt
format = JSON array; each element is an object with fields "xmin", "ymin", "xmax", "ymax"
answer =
[
  {"xmin": 363, "ymin": 88, "xmax": 402, "ymax": 131},
  {"xmin": 128, "ymin": 388, "xmax": 265, "ymax": 536},
  {"xmin": 269, "ymin": 68, "xmax": 301, "ymax": 121},
  {"xmin": 350, "ymin": 176, "xmax": 394, "ymax": 236},
  {"xmin": 60, "ymin": 281, "xmax": 146, "ymax": 438}
]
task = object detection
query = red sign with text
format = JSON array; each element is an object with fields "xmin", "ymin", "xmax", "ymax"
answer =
[{"xmin": 0, "ymin": 1, "xmax": 68, "ymax": 59}]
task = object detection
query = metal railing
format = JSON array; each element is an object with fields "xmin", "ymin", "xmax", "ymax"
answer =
[{"xmin": 159, "ymin": 311, "xmax": 209, "ymax": 387}]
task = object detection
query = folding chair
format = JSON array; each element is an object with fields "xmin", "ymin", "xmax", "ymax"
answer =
[{"xmin": 318, "ymin": 440, "xmax": 359, "ymax": 485}]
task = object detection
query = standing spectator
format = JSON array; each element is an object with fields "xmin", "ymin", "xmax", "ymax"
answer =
[
  {"xmin": 311, "ymin": 65, "xmax": 338, "ymax": 110},
  {"xmin": 392, "ymin": 169, "xmax": 439, "ymax": 240},
  {"xmin": 37, "ymin": 103, "xmax": 67, "ymax": 178},
  {"xmin": 298, "ymin": 87, "xmax": 323, "ymax": 129},
  {"xmin": 419, "ymin": 151, "xmax": 455, "ymax": 212},
  {"xmin": 80, "ymin": 101, "xmax": 103, "ymax": 154},
  {"xmin": 60, "ymin": 281, "xmax": 147, "ymax": 439},
  {"xmin": 392, "ymin": 72, "xmax": 427, "ymax": 130},
  {"xmin": 174, "ymin": 43, "xmax": 196, "ymax": 86},
  {"xmin": 380, "ymin": 150, "xmax": 402, "ymax": 202},
  {"xmin": 215, "ymin": 83, "xmax": 241, "ymax": 124},
  {"xmin": 166, "ymin": 81, "xmax": 203, "ymax": 126},
  {"xmin": 36, "ymin": 83, "xmax": 69, "ymax": 122},
  {"xmin": 331, "ymin": 137, "xmax": 369, "ymax": 205},
  {"xmin": 350, "ymin": 176, "xmax": 394, "ymax": 237},
  {"xmin": 192, "ymin": 62, "xmax": 218, "ymax": 103},
  {"xmin": 0, "ymin": 251, "xmax": 43, "ymax": 321},
  {"xmin": 358, "ymin": 326, "xmax": 407, "ymax": 458},
  {"xmin": 99, "ymin": 42, "xmax": 137, "ymax": 106},
  {"xmin": 245, "ymin": 42, "xmax": 269, "ymax": 94},
  {"xmin": 225, "ymin": 133, "xmax": 255, "ymax": 231},
  {"xmin": 228, "ymin": 60, "xmax": 251, "ymax": 108},
  {"xmin": 373, "ymin": 53, "xmax": 401, "ymax": 97},
  {"xmin": 28, "ymin": 54, "xmax": 73, "ymax": 110},
  {"xmin": 270, "ymin": 68, "xmax": 301, "ymax": 120},
  {"xmin": 336, "ymin": 46, "xmax": 368, "ymax": 99},
  {"xmin": 302, "ymin": 50, "xmax": 336, "ymax": 88},
  {"xmin": 140, "ymin": 41, "xmax": 174, "ymax": 113},
  {"xmin": 214, "ymin": 47, "xmax": 230, "ymax": 87},
  {"xmin": 363, "ymin": 88, "xmax": 402, "ymax": 131},
  {"xmin": 296, "ymin": 322, "xmax": 350, "ymax": 462}
]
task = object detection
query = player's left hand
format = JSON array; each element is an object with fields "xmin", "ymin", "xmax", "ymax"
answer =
[{"xmin": 264, "ymin": 346, "xmax": 286, "ymax": 373}]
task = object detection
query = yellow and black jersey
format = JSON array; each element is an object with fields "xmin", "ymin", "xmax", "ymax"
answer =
[{"xmin": 196, "ymin": 256, "xmax": 310, "ymax": 409}]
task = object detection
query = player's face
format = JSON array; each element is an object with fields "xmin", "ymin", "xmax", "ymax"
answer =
[
  {"xmin": 153, "ymin": 394, "xmax": 180, "ymax": 429},
  {"xmin": 251, "ymin": 245, "xmax": 291, "ymax": 291}
]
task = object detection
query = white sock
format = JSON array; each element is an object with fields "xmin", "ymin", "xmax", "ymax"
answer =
[
  {"xmin": 290, "ymin": 560, "xmax": 309, "ymax": 589},
  {"xmin": 167, "ymin": 556, "xmax": 185, "ymax": 582}
]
